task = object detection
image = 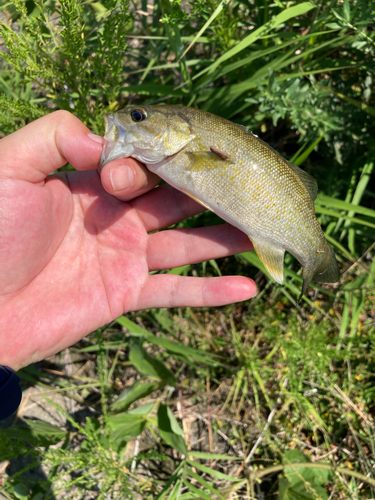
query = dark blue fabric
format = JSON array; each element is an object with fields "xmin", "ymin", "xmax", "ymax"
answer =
[{"xmin": 0, "ymin": 366, "xmax": 22, "ymax": 420}]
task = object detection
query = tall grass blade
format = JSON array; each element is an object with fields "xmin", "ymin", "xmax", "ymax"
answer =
[
  {"xmin": 344, "ymin": 161, "xmax": 374, "ymax": 254},
  {"xmin": 187, "ymin": 459, "xmax": 242, "ymax": 482},
  {"xmin": 177, "ymin": 0, "xmax": 230, "ymax": 63},
  {"xmin": 315, "ymin": 194, "xmax": 375, "ymax": 219},
  {"xmin": 193, "ymin": 2, "xmax": 316, "ymax": 79},
  {"xmin": 293, "ymin": 134, "xmax": 324, "ymax": 166}
]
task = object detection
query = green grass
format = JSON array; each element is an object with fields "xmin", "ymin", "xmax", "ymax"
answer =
[{"xmin": 0, "ymin": 0, "xmax": 375, "ymax": 498}]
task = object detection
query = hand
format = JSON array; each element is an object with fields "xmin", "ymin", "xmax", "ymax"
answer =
[{"xmin": 0, "ymin": 111, "xmax": 255, "ymax": 370}]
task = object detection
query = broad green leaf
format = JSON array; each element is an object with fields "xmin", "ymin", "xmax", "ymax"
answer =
[
  {"xmin": 108, "ymin": 406, "xmax": 152, "ymax": 444},
  {"xmin": 109, "ymin": 420, "xmax": 146, "ymax": 444},
  {"xmin": 284, "ymin": 449, "xmax": 310, "ymax": 465},
  {"xmin": 157, "ymin": 404, "xmax": 188, "ymax": 456},
  {"xmin": 128, "ymin": 402, "xmax": 155, "ymax": 416},
  {"xmin": 280, "ymin": 481, "xmax": 328, "ymax": 500},
  {"xmin": 13, "ymin": 484, "xmax": 29, "ymax": 500},
  {"xmin": 278, "ymin": 476, "xmax": 291, "ymax": 500},
  {"xmin": 108, "ymin": 413, "xmax": 145, "ymax": 430},
  {"xmin": 343, "ymin": 0, "xmax": 351, "ymax": 21},
  {"xmin": 284, "ymin": 451, "xmax": 331, "ymax": 487},
  {"xmin": 129, "ymin": 338, "xmax": 176, "ymax": 386},
  {"xmin": 0, "ymin": 419, "xmax": 67, "ymax": 447},
  {"xmin": 111, "ymin": 380, "xmax": 163, "ymax": 411}
]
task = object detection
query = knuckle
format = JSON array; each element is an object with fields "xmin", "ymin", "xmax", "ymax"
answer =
[{"xmin": 50, "ymin": 110, "xmax": 79, "ymax": 128}]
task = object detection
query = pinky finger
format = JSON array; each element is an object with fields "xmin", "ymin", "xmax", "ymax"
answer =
[{"xmin": 134, "ymin": 274, "xmax": 257, "ymax": 310}]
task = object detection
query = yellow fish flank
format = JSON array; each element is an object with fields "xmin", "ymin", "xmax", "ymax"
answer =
[{"xmin": 99, "ymin": 105, "xmax": 340, "ymax": 298}]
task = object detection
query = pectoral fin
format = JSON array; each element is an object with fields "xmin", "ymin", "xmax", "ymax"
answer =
[
  {"xmin": 210, "ymin": 146, "xmax": 231, "ymax": 160},
  {"xmin": 186, "ymin": 150, "xmax": 232, "ymax": 171},
  {"xmin": 249, "ymin": 236, "xmax": 285, "ymax": 284}
]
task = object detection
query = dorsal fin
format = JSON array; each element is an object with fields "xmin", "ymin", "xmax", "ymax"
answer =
[{"xmin": 286, "ymin": 161, "xmax": 318, "ymax": 201}]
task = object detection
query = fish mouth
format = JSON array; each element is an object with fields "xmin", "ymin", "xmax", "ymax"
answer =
[{"xmin": 99, "ymin": 114, "xmax": 135, "ymax": 171}]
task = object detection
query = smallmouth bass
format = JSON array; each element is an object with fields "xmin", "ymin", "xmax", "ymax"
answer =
[{"xmin": 99, "ymin": 105, "xmax": 340, "ymax": 298}]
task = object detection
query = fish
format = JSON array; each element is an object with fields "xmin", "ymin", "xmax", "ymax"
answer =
[{"xmin": 99, "ymin": 105, "xmax": 340, "ymax": 299}]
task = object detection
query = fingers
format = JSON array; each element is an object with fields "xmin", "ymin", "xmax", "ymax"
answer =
[
  {"xmin": 131, "ymin": 184, "xmax": 205, "ymax": 232},
  {"xmin": 0, "ymin": 110, "xmax": 161, "ymax": 201},
  {"xmin": 0, "ymin": 110, "xmax": 104, "ymax": 183},
  {"xmin": 147, "ymin": 224, "xmax": 253, "ymax": 271},
  {"xmin": 100, "ymin": 158, "xmax": 160, "ymax": 202},
  {"xmin": 136, "ymin": 274, "xmax": 256, "ymax": 310}
]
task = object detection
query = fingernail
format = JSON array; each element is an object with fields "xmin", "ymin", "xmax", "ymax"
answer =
[
  {"xmin": 110, "ymin": 166, "xmax": 135, "ymax": 192},
  {"xmin": 88, "ymin": 132, "xmax": 105, "ymax": 144}
]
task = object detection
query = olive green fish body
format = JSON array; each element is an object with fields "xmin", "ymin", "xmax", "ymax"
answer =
[{"xmin": 100, "ymin": 105, "xmax": 340, "ymax": 297}]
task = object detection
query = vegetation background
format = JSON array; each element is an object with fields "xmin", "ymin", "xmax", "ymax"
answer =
[{"xmin": 0, "ymin": 0, "xmax": 375, "ymax": 498}]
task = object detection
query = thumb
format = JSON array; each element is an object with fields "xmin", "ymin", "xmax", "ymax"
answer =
[{"xmin": 0, "ymin": 110, "xmax": 104, "ymax": 184}]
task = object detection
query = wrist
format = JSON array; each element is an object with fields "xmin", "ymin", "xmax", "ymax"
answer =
[{"xmin": 0, "ymin": 365, "xmax": 22, "ymax": 420}]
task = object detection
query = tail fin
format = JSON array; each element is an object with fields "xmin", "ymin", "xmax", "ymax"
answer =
[{"xmin": 300, "ymin": 245, "xmax": 340, "ymax": 300}]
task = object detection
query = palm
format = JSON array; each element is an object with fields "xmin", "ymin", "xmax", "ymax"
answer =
[{"xmin": 0, "ymin": 111, "xmax": 255, "ymax": 369}]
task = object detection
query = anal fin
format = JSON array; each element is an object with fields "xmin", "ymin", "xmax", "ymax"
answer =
[{"xmin": 249, "ymin": 236, "xmax": 285, "ymax": 284}]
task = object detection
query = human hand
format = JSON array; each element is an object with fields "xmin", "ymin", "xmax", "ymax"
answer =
[{"xmin": 0, "ymin": 111, "xmax": 256, "ymax": 370}]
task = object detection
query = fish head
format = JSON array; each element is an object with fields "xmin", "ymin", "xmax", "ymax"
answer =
[{"xmin": 99, "ymin": 105, "xmax": 195, "ymax": 169}]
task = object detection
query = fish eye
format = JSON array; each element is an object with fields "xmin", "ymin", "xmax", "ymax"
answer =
[{"xmin": 131, "ymin": 108, "xmax": 147, "ymax": 122}]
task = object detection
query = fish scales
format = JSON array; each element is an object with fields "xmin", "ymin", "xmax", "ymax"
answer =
[
  {"xmin": 170, "ymin": 108, "xmax": 317, "ymax": 248},
  {"xmin": 99, "ymin": 105, "xmax": 340, "ymax": 298}
]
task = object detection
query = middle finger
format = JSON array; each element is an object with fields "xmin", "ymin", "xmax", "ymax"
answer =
[{"xmin": 147, "ymin": 224, "xmax": 253, "ymax": 271}]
